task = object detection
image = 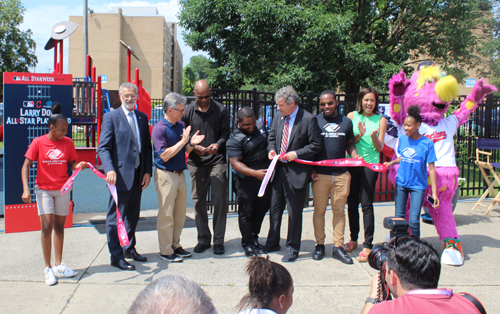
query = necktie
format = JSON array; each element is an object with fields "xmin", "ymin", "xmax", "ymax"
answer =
[
  {"xmin": 280, "ymin": 116, "xmax": 290, "ymax": 155},
  {"xmin": 128, "ymin": 112, "xmax": 140, "ymax": 168}
]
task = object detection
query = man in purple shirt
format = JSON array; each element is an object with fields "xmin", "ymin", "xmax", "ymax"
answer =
[{"xmin": 151, "ymin": 93, "xmax": 204, "ymax": 262}]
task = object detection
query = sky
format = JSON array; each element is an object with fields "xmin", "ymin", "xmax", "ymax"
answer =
[{"xmin": 19, "ymin": 0, "xmax": 208, "ymax": 74}]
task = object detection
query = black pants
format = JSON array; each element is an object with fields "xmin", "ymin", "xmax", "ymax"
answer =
[
  {"xmin": 235, "ymin": 175, "xmax": 271, "ymax": 247},
  {"xmin": 106, "ymin": 168, "xmax": 143, "ymax": 262},
  {"xmin": 347, "ymin": 167, "xmax": 379, "ymax": 249},
  {"xmin": 265, "ymin": 164, "xmax": 307, "ymax": 253}
]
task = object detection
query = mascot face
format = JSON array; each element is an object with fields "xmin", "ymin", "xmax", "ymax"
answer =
[{"xmin": 403, "ymin": 66, "xmax": 459, "ymax": 125}]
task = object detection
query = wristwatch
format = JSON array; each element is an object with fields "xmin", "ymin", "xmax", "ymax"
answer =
[{"xmin": 365, "ymin": 297, "xmax": 379, "ymax": 304}]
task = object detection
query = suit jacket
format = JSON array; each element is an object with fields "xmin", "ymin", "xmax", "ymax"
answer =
[
  {"xmin": 268, "ymin": 108, "xmax": 322, "ymax": 189},
  {"xmin": 98, "ymin": 107, "xmax": 153, "ymax": 191}
]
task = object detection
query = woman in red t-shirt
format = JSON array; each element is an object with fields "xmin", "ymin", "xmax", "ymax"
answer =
[{"xmin": 21, "ymin": 103, "xmax": 87, "ymax": 286}]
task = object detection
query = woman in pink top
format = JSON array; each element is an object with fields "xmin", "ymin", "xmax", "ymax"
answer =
[{"xmin": 21, "ymin": 103, "xmax": 87, "ymax": 286}]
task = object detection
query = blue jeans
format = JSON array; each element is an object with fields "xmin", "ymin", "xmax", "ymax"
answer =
[{"xmin": 394, "ymin": 184, "xmax": 425, "ymax": 238}]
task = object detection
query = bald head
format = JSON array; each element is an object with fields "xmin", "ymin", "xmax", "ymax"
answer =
[
  {"xmin": 194, "ymin": 80, "xmax": 210, "ymax": 94},
  {"xmin": 193, "ymin": 80, "xmax": 211, "ymax": 109}
]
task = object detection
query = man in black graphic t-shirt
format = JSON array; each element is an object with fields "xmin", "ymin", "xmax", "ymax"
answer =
[{"xmin": 311, "ymin": 90, "xmax": 361, "ymax": 265}]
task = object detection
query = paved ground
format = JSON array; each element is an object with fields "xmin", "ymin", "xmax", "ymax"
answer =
[{"xmin": 0, "ymin": 199, "xmax": 499, "ymax": 314}]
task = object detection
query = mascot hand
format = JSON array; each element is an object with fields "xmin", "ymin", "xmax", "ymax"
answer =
[
  {"xmin": 390, "ymin": 69, "xmax": 410, "ymax": 97},
  {"xmin": 471, "ymin": 79, "xmax": 498, "ymax": 104}
]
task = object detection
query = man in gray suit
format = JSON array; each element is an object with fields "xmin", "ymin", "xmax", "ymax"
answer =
[
  {"xmin": 263, "ymin": 86, "xmax": 322, "ymax": 262},
  {"xmin": 98, "ymin": 82, "xmax": 153, "ymax": 271}
]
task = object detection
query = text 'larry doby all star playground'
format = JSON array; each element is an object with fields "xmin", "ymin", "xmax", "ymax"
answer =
[{"xmin": 5, "ymin": 108, "xmax": 71, "ymax": 125}]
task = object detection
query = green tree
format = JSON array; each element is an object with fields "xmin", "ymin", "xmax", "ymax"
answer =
[
  {"xmin": 0, "ymin": 0, "xmax": 37, "ymax": 94},
  {"xmin": 182, "ymin": 55, "xmax": 215, "ymax": 95},
  {"xmin": 180, "ymin": 0, "xmax": 494, "ymax": 94},
  {"xmin": 479, "ymin": 3, "xmax": 500, "ymax": 92},
  {"xmin": 182, "ymin": 65, "xmax": 197, "ymax": 95}
]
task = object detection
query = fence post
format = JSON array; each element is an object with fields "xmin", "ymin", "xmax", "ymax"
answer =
[
  {"xmin": 252, "ymin": 87, "xmax": 258, "ymax": 117},
  {"xmin": 307, "ymin": 90, "xmax": 313, "ymax": 112},
  {"xmin": 485, "ymin": 93, "xmax": 493, "ymax": 139}
]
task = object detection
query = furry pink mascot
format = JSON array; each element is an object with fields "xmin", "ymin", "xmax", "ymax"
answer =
[{"xmin": 388, "ymin": 65, "xmax": 497, "ymax": 266}]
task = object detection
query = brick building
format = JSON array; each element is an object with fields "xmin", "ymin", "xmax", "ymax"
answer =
[{"xmin": 69, "ymin": 7, "xmax": 183, "ymax": 99}]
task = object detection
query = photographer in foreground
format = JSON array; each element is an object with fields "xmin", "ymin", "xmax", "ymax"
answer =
[{"xmin": 361, "ymin": 236, "xmax": 484, "ymax": 314}]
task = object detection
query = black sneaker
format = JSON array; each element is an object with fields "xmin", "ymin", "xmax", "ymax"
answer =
[
  {"xmin": 174, "ymin": 247, "xmax": 192, "ymax": 258},
  {"xmin": 160, "ymin": 254, "xmax": 183, "ymax": 262},
  {"xmin": 194, "ymin": 243, "xmax": 211, "ymax": 253},
  {"xmin": 312, "ymin": 244, "xmax": 325, "ymax": 260},
  {"xmin": 213, "ymin": 244, "xmax": 225, "ymax": 255},
  {"xmin": 332, "ymin": 246, "xmax": 353, "ymax": 265}
]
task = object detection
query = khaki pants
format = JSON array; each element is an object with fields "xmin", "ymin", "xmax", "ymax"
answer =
[
  {"xmin": 312, "ymin": 171, "xmax": 351, "ymax": 247},
  {"xmin": 154, "ymin": 168, "xmax": 188, "ymax": 255}
]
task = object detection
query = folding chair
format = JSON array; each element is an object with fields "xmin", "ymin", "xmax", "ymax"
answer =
[{"xmin": 471, "ymin": 138, "xmax": 500, "ymax": 216}]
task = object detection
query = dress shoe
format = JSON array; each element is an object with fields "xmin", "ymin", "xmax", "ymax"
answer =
[
  {"xmin": 257, "ymin": 245, "xmax": 281, "ymax": 254},
  {"xmin": 194, "ymin": 243, "xmax": 211, "ymax": 253},
  {"xmin": 312, "ymin": 244, "xmax": 325, "ymax": 260},
  {"xmin": 281, "ymin": 251, "xmax": 299, "ymax": 262},
  {"xmin": 332, "ymin": 246, "xmax": 353, "ymax": 265},
  {"xmin": 244, "ymin": 245, "xmax": 258, "ymax": 257},
  {"xmin": 174, "ymin": 247, "xmax": 192, "ymax": 258},
  {"xmin": 111, "ymin": 259, "xmax": 135, "ymax": 270},
  {"xmin": 253, "ymin": 241, "xmax": 265, "ymax": 251},
  {"xmin": 124, "ymin": 251, "xmax": 147, "ymax": 262},
  {"xmin": 213, "ymin": 244, "xmax": 225, "ymax": 255}
]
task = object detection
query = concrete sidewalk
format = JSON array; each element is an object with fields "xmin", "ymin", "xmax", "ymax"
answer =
[{"xmin": 0, "ymin": 199, "xmax": 499, "ymax": 313}]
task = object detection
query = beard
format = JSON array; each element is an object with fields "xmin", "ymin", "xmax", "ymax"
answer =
[
  {"xmin": 123, "ymin": 101, "xmax": 135, "ymax": 110},
  {"xmin": 323, "ymin": 111, "xmax": 336, "ymax": 118}
]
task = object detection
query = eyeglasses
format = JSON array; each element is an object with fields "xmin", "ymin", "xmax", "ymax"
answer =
[
  {"xmin": 320, "ymin": 101, "xmax": 336, "ymax": 107},
  {"xmin": 122, "ymin": 94, "xmax": 137, "ymax": 99},
  {"xmin": 172, "ymin": 108, "xmax": 185, "ymax": 113},
  {"xmin": 196, "ymin": 94, "xmax": 210, "ymax": 100}
]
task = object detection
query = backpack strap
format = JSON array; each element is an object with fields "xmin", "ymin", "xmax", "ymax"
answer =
[{"xmin": 460, "ymin": 292, "xmax": 486, "ymax": 314}]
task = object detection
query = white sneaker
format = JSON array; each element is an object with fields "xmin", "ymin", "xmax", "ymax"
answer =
[
  {"xmin": 44, "ymin": 267, "xmax": 57, "ymax": 286},
  {"xmin": 441, "ymin": 248, "xmax": 464, "ymax": 266},
  {"xmin": 53, "ymin": 262, "xmax": 76, "ymax": 277}
]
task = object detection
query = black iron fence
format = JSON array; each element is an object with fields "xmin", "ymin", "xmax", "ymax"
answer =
[{"xmin": 140, "ymin": 90, "xmax": 500, "ymax": 212}]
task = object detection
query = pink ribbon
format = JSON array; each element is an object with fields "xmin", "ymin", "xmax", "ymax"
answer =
[
  {"xmin": 294, "ymin": 158, "xmax": 388, "ymax": 172},
  {"xmin": 258, "ymin": 154, "xmax": 388, "ymax": 197},
  {"xmin": 60, "ymin": 167, "xmax": 81, "ymax": 195},
  {"xmin": 61, "ymin": 162, "xmax": 130, "ymax": 246}
]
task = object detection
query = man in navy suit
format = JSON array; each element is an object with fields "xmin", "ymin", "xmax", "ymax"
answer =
[
  {"xmin": 263, "ymin": 86, "xmax": 322, "ymax": 262},
  {"xmin": 98, "ymin": 82, "xmax": 153, "ymax": 270}
]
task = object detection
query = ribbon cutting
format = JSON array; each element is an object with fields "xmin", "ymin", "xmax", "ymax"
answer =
[
  {"xmin": 61, "ymin": 163, "xmax": 130, "ymax": 246},
  {"xmin": 258, "ymin": 154, "xmax": 388, "ymax": 197}
]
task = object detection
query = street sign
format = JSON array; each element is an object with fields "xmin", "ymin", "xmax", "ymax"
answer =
[{"xmin": 465, "ymin": 78, "xmax": 476, "ymax": 88}]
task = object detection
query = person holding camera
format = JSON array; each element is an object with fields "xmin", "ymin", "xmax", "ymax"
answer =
[{"xmin": 361, "ymin": 236, "xmax": 484, "ymax": 314}]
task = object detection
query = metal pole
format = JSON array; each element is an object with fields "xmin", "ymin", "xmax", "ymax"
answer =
[{"xmin": 83, "ymin": 0, "xmax": 88, "ymax": 78}]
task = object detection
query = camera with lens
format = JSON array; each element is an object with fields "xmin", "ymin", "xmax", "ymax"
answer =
[{"xmin": 367, "ymin": 217, "xmax": 409, "ymax": 301}]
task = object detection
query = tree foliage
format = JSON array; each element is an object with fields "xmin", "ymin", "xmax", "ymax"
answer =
[
  {"xmin": 479, "ymin": 1, "xmax": 500, "ymax": 92},
  {"xmin": 0, "ymin": 0, "xmax": 37, "ymax": 94},
  {"xmin": 182, "ymin": 54, "xmax": 215, "ymax": 95},
  {"xmin": 180, "ymin": 0, "xmax": 494, "ymax": 93}
]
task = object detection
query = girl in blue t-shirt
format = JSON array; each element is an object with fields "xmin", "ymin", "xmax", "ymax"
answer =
[{"xmin": 384, "ymin": 105, "xmax": 439, "ymax": 237}]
